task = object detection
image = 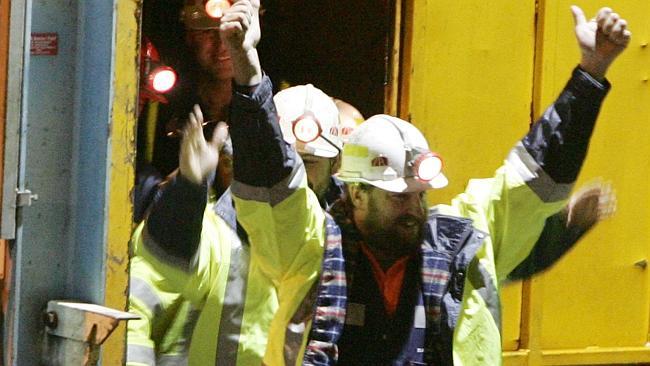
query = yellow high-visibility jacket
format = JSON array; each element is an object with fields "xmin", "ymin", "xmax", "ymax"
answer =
[
  {"xmin": 127, "ymin": 255, "xmax": 198, "ymax": 366},
  {"xmin": 133, "ymin": 188, "xmax": 279, "ymax": 365},
  {"xmin": 229, "ymin": 68, "xmax": 610, "ymax": 365}
]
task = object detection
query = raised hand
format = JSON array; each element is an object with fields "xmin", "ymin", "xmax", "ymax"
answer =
[
  {"xmin": 219, "ymin": 0, "xmax": 260, "ymax": 55},
  {"xmin": 566, "ymin": 180, "xmax": 616, "ymax": 232},
  {"xmin": 219, "ymin": 0, "xmax": 262, "ymax": 86},
  {"xmin": 572, "ymin": 6, "xmax": 631, "ymax": 79},
  {"xmin": 179, "ymin": 104, "xmax": 229, "ymax": 185}
]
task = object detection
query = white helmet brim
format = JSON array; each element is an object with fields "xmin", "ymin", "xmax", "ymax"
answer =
[
  {"xmin": 336, "ymin": 173, "xmax": 448, "ymax": 193},
  {"xmin": 295, "ymin": 140, "xmax": 340, "ymax": 158}
]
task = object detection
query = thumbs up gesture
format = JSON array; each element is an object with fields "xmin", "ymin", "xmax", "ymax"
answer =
[{"xmin": 571, "ymin": 6, "xmax": 631, "ymax": 79}]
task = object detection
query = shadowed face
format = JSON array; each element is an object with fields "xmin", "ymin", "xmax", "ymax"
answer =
[
  {"xmin": 185, "ymin": 29, "xmax": 234, "ymax": 80},
  {"xmin": 353, "ymin": 186, "xmax": 427, "ymax": 257},
  {"xmin": 301, "ymin": 153, "xmax": 338, "ymax": 202}
]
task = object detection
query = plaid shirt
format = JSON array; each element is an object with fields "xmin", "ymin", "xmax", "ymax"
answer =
[{"xmin": 303, "ymin": 201, "xmax": 486, "ymax": 366}]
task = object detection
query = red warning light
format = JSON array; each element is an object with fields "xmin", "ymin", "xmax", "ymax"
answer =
[{"xmin": 149, "ymin": 67, "xmax": 177, "ymax": 93}]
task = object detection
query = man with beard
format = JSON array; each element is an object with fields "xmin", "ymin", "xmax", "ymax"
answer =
[{"xmin": 206, "ymin": 3, "xmax": 630, "ymax": 365}]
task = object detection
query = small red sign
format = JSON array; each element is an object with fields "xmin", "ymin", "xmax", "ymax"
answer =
[{"xmin": 30, "ymin": 33, "xmax": 58, "ymax": 56}]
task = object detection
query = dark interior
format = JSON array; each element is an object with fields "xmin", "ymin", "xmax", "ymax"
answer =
[{"xmin": 138, "ymin": 0, "xmax": 393, "ymax": 177}]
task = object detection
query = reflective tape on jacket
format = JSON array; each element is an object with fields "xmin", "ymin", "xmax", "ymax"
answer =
[{"xmin": 135, "ymin": 198, "xmax": 279, "ymax": 365}]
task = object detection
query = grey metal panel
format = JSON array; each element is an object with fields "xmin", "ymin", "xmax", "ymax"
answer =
[
  {"xmin": 68, "ymin": 0, "xmax": 113, "ymax": 305},
  {"xmin": 4, "ymin": 0, "xmax": 31, "ymax": 363},
  {"xmin": 1, "ymin": 0, "xmax": 28, "ymax": 239},
  {"xmin": 11, "ymin": 0, "xmax": 78, "ymax": 363},
  {"xmin": 8, "ymin": 0, "xmax": 117, "ymax": 364}
]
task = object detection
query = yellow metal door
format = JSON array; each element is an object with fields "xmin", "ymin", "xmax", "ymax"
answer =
[
  {"xmin": 521, "ymin": 1, "xmax": 650, "ymax": 364},
  {"xmin": 405, "ymin": 0, "xmax": 537, "ymax": 353},
  {"xmin": 404, "ymin": 0, "xmax": 650, "ymax": 364}
]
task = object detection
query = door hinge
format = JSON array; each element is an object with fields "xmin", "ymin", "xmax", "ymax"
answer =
[{"xmin": 15, "ymin": 189, "xmax": 38, "ymax": 207}]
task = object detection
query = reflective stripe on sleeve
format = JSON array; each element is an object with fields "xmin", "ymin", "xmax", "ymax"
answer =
[
  {"xmin": 414, "ymin": 305, "xmax": 426, "ymax": 329},
  {"xmin": 215, "ymin": 230, "xmax": 250, "ymax": 365},
  {"xmin": 507, "ymin": 142, "xmax": 572, "ymax": 202},
  {"xmin": 158, "ymin": 353, "xmax": 188, "ymax": 366},
  {"xmin": 467, "ymin": 260, "xmax": 501, "ymax": 333},
  {"xmin": 127, "ymin": 344, "xmax": 156, "ymax": 366},
  {"xmin": 232, "ymin": 156, "xmax": 306, "ymax": 206},
  {"xmin": 142, "ymin": 225, "xmax": 193, "ymax": 270},
  {"xmin": 130, "ymin": 276, "xmax": 163, "ymax": 317}
]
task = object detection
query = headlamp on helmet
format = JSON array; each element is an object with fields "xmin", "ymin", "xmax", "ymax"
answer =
[
  {"xmin": 407, "ymin": 149, "xmax": 443, "ymax": 182},
  {"xmin": 181, "ymin": 0, "xmax": 231, "ymax": 29},
  {"xmin": 287, "ymin": 85, "xmax": 341, "ymax": 153},
  {"xmin": 292, "ymin": 112, "xmax": 321, "ymax": 143},
  {"xmin": 336, "ymin": 115, "xmax": 448, "ymax": 192},
  {"xmin": 387, "ymin": 120, "xmax": 443, "ymax": 183},
  {"xmin": 275, "ymin": 85, "xmax": 343, "ymax": 158},
  {"xmin": 205, "ymin": 0, "xmax": 230, "ymax": 18},
  {"xmin": 291, "ymin": 111, "xmax": 341, "ymax": 154}
]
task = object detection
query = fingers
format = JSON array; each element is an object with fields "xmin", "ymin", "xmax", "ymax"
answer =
[
  {"xmin": 597, "ymin": 182, "xmax": 617, "ymax": 221},
  {"xmin": 576, "ymin": 179, "xmax": 616, "ymax": 222},
  {"xmin": 184, "ymin": 104, "xmax": 206, "ymax": 141},
  {"xmin": 220, "ymin": 21, "xmax": 243, "ymax": 37},
  {"xmin": 596, "ymin": 7, "xmax": 631, "ymax": 45},
  {"xmin": 220, "ymin": 1, "xmax": 252, "ymax": 33},
  {"xmin": 210, "ymin": 122, "xmax": 229, "ymax": 151},
  {"xmin": 596, "ymin": 7, "xmax": 613, "ymax": 30},
  {"xmin": 192, "ymin": 104, "xmax": 204, "ymax": 125},
  {"xmin": 571, "ymin": 5, "xmax": 587, "ymax": 27},
  {"xmin": 221, "ymin": 7, "xmax": 251, "ymax": 29},
  {"xmin": 611, "ymin": 18, "xmax": 626, "ymax": 36},
  {"xmin": 188, "ymin": 104, "xmax": 203, "ymax": 130},
  {"xmin": 599, "ymin": 9, "xmax": 616, "ymax": 34},
  {"xmin": 232, "ymin": 1, "xmax": 254, "ymax": 21},
  {"xmin": 612, "ymin": 20, "xmax": 632, "ymax": 46}
]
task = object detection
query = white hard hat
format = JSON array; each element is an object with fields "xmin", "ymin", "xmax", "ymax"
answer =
[
  {"xmin": 333, "ymin": 98, "xmax": 364, "ymax": 144},
  {"xmin": 275, "ymin": 84, "xmax": 343, "ymax": 158},
  {"xmin": 336, "ymin": 114, "xmax": 448, "ymax": 193}
]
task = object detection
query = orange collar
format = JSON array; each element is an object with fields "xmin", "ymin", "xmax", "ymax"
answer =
[{"xmin": 360, "ymin": 244, "xmax": 411, "ymax": 316}]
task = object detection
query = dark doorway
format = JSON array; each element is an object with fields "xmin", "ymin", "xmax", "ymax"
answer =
[
  {"xmin": 137, "ymin": 0, "xmax": 395, "ymax": 179},
  {"xmin": 259, "ymin": 0, "xmax": 393, "ymax": 118}
]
